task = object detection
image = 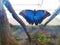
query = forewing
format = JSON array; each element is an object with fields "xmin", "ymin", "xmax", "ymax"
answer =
[
  {"xmin": 39, "ymin": 10, "xmax": 51, "ymax": 24},
  {"xmin": 19, "ymin": 10, "xmax": 34, "ymax": 24},
  {"xmin": 35, "ymin": 10, "xmax": 44, "ymax": 25}
]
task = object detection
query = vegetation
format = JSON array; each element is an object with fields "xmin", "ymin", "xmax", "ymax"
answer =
[{"xmin": 10, "ymin": 25, "xmax": 60, "ymax": 45}]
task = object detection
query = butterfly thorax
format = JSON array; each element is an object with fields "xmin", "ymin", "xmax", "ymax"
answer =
[{"xmin": 34, "ymin": 10, "xmax": 36, "ymax": 19}]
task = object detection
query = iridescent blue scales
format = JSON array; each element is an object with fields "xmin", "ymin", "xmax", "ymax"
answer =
[{"xmin": 19, "ymin": 10, "xmax": 51, "ymax": 25}]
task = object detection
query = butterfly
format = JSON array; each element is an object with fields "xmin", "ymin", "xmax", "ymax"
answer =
[{"xmin": 19, "ymin": 10, "xmax": 50, "ymax": 25}]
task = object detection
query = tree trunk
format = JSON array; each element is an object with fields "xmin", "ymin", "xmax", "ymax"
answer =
[
  {"xmin": 0, "ymin": 9, "xmax": 21, "ymax": 45},
  {"xmin": 4, "ymin": 0, "xmax": 31, "ymax": 42}
]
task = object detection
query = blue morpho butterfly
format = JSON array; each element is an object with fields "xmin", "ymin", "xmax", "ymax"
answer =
[{"xmin": 19, "ymin": 10, "xmax": 50, "ymax": 25}]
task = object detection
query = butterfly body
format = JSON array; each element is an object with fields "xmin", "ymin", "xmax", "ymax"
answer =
[{"xmin": 19, "ymin": 10, "xmax": 50, "ymax": 25}]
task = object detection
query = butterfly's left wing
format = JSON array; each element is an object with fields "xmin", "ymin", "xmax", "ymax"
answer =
[
  {"xmin": 19, "ymin": 10, "xmax": 34, "ymax": 24},
  {"xmin": 35, "ymin": 10, "xmax": 45, "ymax": 25}
]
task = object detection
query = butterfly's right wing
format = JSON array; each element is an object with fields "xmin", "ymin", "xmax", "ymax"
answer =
[
  {"xmin": 35, "ymin": 10, "xmax": 50, "ymax": 25},
  {"xmin": 35, "ymin": 10, "xmax": 44, "ymax": 25},
  {"xmin": 39, "ymin": 10, "xmax": 51, "ymax": 24},
  {"xmin": 19, "ymin": 10, "xmax": 34, "ymax": 24}
]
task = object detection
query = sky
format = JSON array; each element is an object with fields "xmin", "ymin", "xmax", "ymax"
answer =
[{"xmin": 4, "ymin": 0, "xmax": 60, "ymax": 25}]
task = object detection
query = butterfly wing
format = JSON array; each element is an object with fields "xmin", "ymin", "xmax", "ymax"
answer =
[
  {"xmin": 35, "ymin": 10, "xmax": 44, "ymax": 25},
  {"xmin": 19, "ymin": 10, "xmax": 34, "ymax": 24},
  {"xmin": 39, "ymin": 10, "xmax": 51, "ymax": 24}
]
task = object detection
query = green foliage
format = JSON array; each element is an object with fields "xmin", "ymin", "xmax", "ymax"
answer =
[{"xmin": 37, "ymin": 34, "xmax": 45, "ymax": 42}]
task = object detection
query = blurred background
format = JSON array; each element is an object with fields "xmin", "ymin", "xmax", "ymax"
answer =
[
  {"xmin": 3, "ymin": 0, "xmax": 60, "ymax": 45},
  {"xmin": 4, "ymin": 0, "xmax": 60, "ymax": 25}
]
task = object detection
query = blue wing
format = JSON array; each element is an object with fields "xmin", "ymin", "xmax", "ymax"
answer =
[
  {"xmin": 34, "ymin": 10, "xmax": 45, "ymax": 25},
  {"xmin": 19, "ymin": 10, "xmax": 34, "ymax": 24},
  {"xmin": 19, "ymin": 10, "xmax": 50, "ymax": 25},
  {"xmin": 38, "ymin": 10, "xmax": 51, "ymax": 24}
]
